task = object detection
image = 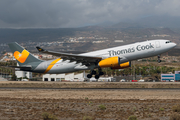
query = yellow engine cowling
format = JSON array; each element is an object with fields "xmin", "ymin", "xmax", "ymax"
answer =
[
  {"xmin": 98, "ymin": 56, "xmax": 120, "ymax": 68},
  {"xmin": 111, "ymin": 61, "xmax": 131, "ymax": 69}
]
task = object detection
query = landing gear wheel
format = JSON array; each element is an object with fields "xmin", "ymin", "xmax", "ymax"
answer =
[
  {"xmin": 157, "ymin": 55, "xmax": 161, "ymax": 63},
  {"xmin": 87, "ymin": 74, "xmax": 92, "ymax": 78},
  {"xmin": 95, "ymin": 75, "xmax": 100, "ymax": 79},
  {"xmin": 158, "ymin": 59, "xmax": 161, "ymax": 63}
]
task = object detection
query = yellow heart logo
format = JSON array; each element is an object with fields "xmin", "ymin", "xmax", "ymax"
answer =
[{"xmin": 14, "ymin": 50, "xmax": 29, "ymax": 63}]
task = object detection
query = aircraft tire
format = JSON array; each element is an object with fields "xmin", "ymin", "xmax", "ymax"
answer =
[
  {"xmin": 87, "ymin": 74, "xmax": 92, "ymax": 78},
  {"xmin": 158, "ymin": 59, "xmax": 161, "ymax": 63},
  {"xmin": 95, "ymin": 75, "xmax": 99, "ymax": 79}
]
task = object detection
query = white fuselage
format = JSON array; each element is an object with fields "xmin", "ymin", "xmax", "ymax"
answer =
[
  {"xmin": 81, "ymin": 39, "xmax": 175, "ymax": 62},
  {"xmin": 34, "ymin": 39, "xmax": 176, "ymax": 74}
]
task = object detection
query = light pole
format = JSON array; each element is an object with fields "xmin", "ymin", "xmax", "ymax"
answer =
[{"xmin": 133, "ymin": 61, "xmax": 136, "ymax": 80}]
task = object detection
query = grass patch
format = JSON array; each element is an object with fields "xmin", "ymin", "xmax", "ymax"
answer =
[
  {"xmin": 133, "ymin": 107, "xmax": 137, "ymax": 112},
  {"xmin": 159, "ymin": 107, "xmax": 164, "ymax": 111},
  {"xmin": 42, "ymin": 112, "xmax": 57, "ymax": 120},
  {"xmin": 88, "ymin": 101, "xmax": 93, "ymax": 106},
  {"xmin": 128, "ymin": 115, "xmax": 138, "ymax": 120},
  {"xmin": 98, "ymin": 104, "xmax": 106, "ymax": 110}
]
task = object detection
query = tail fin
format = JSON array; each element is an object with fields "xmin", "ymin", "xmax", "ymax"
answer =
[{"xmin": 8, "ymin": 42, "xmax": 43, "ymax": 66}]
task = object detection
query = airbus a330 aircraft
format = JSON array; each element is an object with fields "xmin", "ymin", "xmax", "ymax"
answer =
[{"xmin": 8, "ymin": 39, "xmax": 176, "ymax": 79}]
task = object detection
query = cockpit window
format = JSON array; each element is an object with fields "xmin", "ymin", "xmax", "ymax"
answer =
[{"xmin": 166, "ymin": 41, "xmax": 171, "ymax": 43}]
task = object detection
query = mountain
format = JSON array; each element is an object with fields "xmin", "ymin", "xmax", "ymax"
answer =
[
  {"xmin": 112, "ymin": 22, "xmax": 143, "ymax": 29},
  {"xmin": 113, "ymin": 15, "xmax": 180, "ymax": 28}
]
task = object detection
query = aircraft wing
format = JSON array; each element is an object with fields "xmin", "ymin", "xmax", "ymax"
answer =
[{"xmin": 36, "ymin": 47, "xmax": 102, "ymax": 65}]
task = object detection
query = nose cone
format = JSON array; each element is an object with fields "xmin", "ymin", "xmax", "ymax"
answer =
[{"xmin": 172, "ymin": 42, "xmax": 177, "ymax": 48}]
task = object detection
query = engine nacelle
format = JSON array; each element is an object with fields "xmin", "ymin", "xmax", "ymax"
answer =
[
  {"xmin": 111, "ymin": 61, "xmax": 131, "ymax": 69},
  {"xmin": 98, "ymin": 56, "xmax": 120, "ymax": 68}
]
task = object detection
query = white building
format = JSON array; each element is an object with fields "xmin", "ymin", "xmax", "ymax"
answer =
[
  {"xmin": 15, "ymin": 63, "xmax": 32, "ymax": 79},
  {"xmin": 114, "ymin": 40, "xmax": 124, "ymax": 42},
  {"xmin": 43, "ymin": 72, "xmax": 85, "ymax": 82},
  {"xmin": 98, "ymin": 77, "xmax": 114, "ymax": 82},
  {"xmin": 15, "ymin": 71, "xmax": 32, "ymax": 79},
  {"xmin": 42, "ymin": 72, "xmax": 115, "ymax": 82},
  {"xmin": 89, "ymin": 77, "xmax": 114, "ymax": 82}
]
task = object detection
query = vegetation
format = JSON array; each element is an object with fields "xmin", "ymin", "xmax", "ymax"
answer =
[
  {"xmin": 42, "ymin": 112, "xmax": 57, "ymax": 120},
  {"xmin": 82, "ymin": 116, "xmax": 94, "ymax": 120},
  {"xmin": 98, "ymin": 104, "xmax": 106, "ymax": 110},
  {"xmin": 128, "ymin": 115, "xmax": 138, "ymax": 120},
  {"xmin": 133, "ymin": 107, "xmax": 137, "ymax": 112},
  {"xmin": 172, "ymin": 105, "xmax": 180, "ymax": 112},
  {"xmin": 0, "ymin": 61, "xmax": 16, "ymax": 80},
  {"xmin": 170, "ymin": 113, "xmax": 180, "ymax": 120},
  {"xmin": 11, "ymin": 74, "xmax": 17, "ymax": 81},
  {"xmin": 159, "ymin": 107, "xmax": 164, "ymax": 111}
]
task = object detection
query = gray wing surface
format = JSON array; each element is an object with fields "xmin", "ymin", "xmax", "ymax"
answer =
[{"xmin": 36, "ymin": 47, "xmax": 102, "ymax": 65}]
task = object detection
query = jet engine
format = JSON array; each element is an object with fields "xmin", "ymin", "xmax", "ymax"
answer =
[
  {"xmin": 98, "ymin": 56, "xmax": 120, "ymax": 68},
  {"xmin": 111, "ymin": 61, "xmax": 131, "ymax": 69}
]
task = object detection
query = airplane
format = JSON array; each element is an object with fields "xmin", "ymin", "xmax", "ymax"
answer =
[{"xmin": 8, "ymin": 39, "xmax": 176, "ymax": 79}]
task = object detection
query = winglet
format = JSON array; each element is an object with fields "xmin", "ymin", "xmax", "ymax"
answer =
[{"xmin": 36, "ymin": 46, "xmax": 45, "ymax": 52}]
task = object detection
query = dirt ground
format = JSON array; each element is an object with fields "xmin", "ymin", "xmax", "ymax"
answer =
[{"xmin": 0, "ymin": 89, "xmax": 180, "ymax": 120}]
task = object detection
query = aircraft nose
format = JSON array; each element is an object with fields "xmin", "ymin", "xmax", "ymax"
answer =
[{"xmin": 172, "ymin": 42, "xmax": 177, "ymax": 47}]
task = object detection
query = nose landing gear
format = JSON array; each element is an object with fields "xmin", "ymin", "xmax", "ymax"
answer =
[{"xmin": 157, "ymin": 55, "xmax": 161, "ymax": 63}]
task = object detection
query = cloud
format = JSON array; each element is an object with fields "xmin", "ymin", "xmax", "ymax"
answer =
[{"xmin": 0, "ymin": 0, "xmax": 179, "ymax": 28}]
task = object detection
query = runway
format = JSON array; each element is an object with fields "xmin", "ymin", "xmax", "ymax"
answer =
[{"xmin": 1, "ymin": 87, "xmax": 180, "ymax": 90}]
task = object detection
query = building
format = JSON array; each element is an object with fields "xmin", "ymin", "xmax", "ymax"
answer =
[
  {"xmin": 114, "ymin": 40, "xmax": 124, "ymax": 42},
  {"xmin": 15, "ymin": 71, "xmax": 32, "ymax": 79},
  {"xmin": 98, "ymin": 77, "xmax": 114, "ymax": 82},
  {"xmin": 43, "ymin": 73, "xmax": 85, "ymax": 82},
  {"xmin": 89, "ymin": 77, "xmax": 114, "ymax": 82},
  {"xmin": 43, "ymin": 72, "xmax": 115, "ymax": 82},
  {"xmin": 161, "ymin": 71, "xmax": 180, "ymax": 82},
  {"xmin": 15, "ymin": 63, "xmax": 32, "ymax": 79}
]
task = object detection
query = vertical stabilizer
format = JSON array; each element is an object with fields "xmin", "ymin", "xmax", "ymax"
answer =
[{"xmin": 8, "ymin": 42, "xmax": 43, "ymax": 66}]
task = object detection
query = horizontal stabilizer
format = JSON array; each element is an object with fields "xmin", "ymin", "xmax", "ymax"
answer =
[{"xmin": 1, "ymin": 65, "xmax": 32, "ymax": 70}]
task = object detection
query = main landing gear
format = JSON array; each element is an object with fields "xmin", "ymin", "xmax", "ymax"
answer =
[
  {"xmin": 157, "ymin": 55, "xmax": 161, "ymax": 63},
  {"xmin": 87, "ymin": 68, "xmax": 104, "ymax": 80}
]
